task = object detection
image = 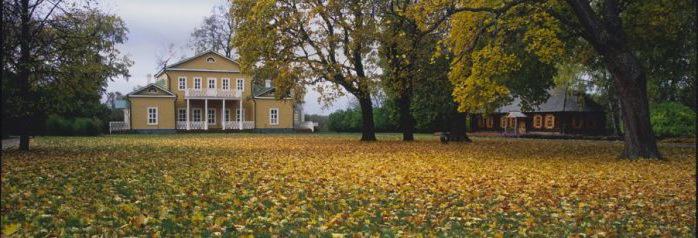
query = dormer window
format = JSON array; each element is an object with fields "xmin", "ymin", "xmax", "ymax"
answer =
[{"xmin": 206, "ymin": 57, "xmax": 215, "ymax": 63}]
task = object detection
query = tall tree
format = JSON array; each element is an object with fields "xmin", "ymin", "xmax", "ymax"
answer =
[
  {"xmin": 378, "ymin": 0, "xmax": 471, "ymax": 141},
  {"xmin": 231, "ymin": 0, "xmax": 380, "ymax": 141},
  {"xmin": 412, "ymin": 0, "xmax": 693, "ymax": 159},
  {"xmin": 189, "ymin": 3, "xmax": 237, "ymax": 58},
  {"xmin": 2, "ymin": 0, "xmax": 131, "ymax": 149},
  {"xmin": 378, "ymin": 0, "xmax": 419, "ymax": 141}
]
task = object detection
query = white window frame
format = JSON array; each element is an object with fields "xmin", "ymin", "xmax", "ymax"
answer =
[
  {"xmin": 236, "ymin": 78, "xmax": 244, "ymax": 91},
  {"xmin": 207, "ymin": 108, "xmax": 216, "ymax": 125},
  {"xmin": 236, "ymin": 108, "xmax": 244, "ymax": 122},
  {"xmin": 207, "ymin": 78, "xmax": 217, "ymax": 89},
  {"xmin": 269, "ymin": 108, "xmax": 279, "ymax": 125},
  {"xmin": 178, "ymin": 77, "xmax": 187, "ymax": 91},
  {"xmin": 194, "ymin": 77, "xmax": 202, "ymax": 90},
  {"xmin": 222, "ymin": 78, "xmax": 230, "ymax": 91},
  {"xmin": 177, "ymin": 108, "xmax": 186, "ymax": 122},
  {"xmin": 192, "ymin": 108, "xmax": 202, "ymax": 122},
  {"xmin": 147, "ymin": 107, "xmax": 158, "ymax": 125},
  {"xmin": 225, "ymin": 109, "xmax": 231, "ymax": 122}
]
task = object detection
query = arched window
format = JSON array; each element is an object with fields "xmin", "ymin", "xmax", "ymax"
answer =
[
  {"xmin": 544, "ymin": 114, "xmax": 555, "ymax": 129},
  {"xmin": 206, "ymin": 57, "xmax": 215, "ymax": 63},
  {"xmin": 533, "ymin": 115, "xmax": 543, "ymax": 129}
]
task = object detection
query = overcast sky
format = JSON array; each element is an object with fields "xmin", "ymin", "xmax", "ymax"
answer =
[{"xmin": 102, "ymin": 0, "xmax": 350, "ymax": 115}]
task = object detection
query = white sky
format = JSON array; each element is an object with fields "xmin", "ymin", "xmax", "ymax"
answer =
[{"xmin": 101, "ymin": 0, "xmax": 350, "ymax": 115}]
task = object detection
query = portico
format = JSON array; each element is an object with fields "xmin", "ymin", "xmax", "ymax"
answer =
[{"xmin": 176, "ymin": 88, "xmax": 254, "ymax": 130}]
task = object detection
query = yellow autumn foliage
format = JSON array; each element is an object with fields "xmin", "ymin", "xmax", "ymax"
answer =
[{"xmin": 1, "ymin": 134, "xmax": 695, "ymax": 236}]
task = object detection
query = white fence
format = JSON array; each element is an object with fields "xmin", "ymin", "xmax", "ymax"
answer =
[
  {"xmin": 184, "ymin": 89, "xmax": 241, "ymax": 98},
  {"xmin": 224, "ymin": 121, "xmax": 255, "ymax": 130},
  {"xmin": 177, "ymin": 121, "xmax": 254, "ymax": 130},
  {"xmin": 298, "ymin": 121, "xmax": 319, "ymax": 132},
  {"xmin": 109, "ymin": 121, "xmax": 130, "ymax": 133}
]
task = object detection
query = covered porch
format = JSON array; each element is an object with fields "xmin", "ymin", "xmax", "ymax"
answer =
[{"xmin": 176, "ymin": 98, "xmax": 254, "ymax": 130}]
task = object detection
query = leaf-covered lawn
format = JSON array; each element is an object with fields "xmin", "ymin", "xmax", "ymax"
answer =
[{"xmin": 1, "ymin": 134, "xmax": 695, "ymax": 236}]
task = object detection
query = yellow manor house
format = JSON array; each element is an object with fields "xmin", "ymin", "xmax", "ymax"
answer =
[{"xmin": 113, "ymin": 51, "xmax": 303, "ymax": 133}]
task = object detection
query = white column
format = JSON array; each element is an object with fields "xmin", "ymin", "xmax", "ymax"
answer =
[
  {"xmin": 238, "ymin": 99, "xmax": 243, "ymax": 130},
  {"xmin": 186, "ymin": 99, "xmax": 190, "ymax": 130},
  {"xmin": 204, "ymin": 99, "xmax": 209, "ymax": 130},
  {"xmin": 222, "ymin": 99, "xmax": 226, "ymax": 130}
]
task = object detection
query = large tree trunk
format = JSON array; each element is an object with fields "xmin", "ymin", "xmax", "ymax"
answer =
[
  {"xmin": 566, "ymin": 0, "xmax": 660, "ymax": 159},
  {"xmin": 396, "ymin": 92, "xmax": 415, "ymax": 141},
  {"xmin": 448, "ymin": 112, "xmax": 471, "ymax": 142},
  {"xmin": 18, "ymin": 0, "xmax": 31, "ymax": 151},
  {"xmin": 357, "ymin": 93, "xmax": 377, "ymax": 141},
  {"xmin": 608, "ymin": 52, "xmax": 660, "ymax": 158}
]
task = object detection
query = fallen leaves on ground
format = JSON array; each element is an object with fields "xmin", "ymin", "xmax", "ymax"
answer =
[{"xmin": 1, "ymin": 134, "xmax": 695, "ymax": 236}]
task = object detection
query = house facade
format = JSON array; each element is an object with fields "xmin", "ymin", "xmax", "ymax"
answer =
[
  {"xmin": 120, "ymin": 51, "xmax": 298, "ymax": 133},
  {"xmin": 469, "ymin": 88, "xmax": 607, "ymax": 136}
]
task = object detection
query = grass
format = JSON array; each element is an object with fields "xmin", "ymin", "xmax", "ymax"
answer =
[{"xmin": 1, "ymin": 133, "xmax": 695, "ymax": 236}]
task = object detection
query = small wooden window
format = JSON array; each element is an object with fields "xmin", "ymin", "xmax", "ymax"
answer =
[
  {"xmin": 533, "ymin": 115, "xmax": 543, "ymax": 129},
  {"xmin": 500, "ymin": 117, "xmax": 507, "ymax": 128},
  {"xmin": 486, "ymin": 116, "xmax": 494, "ymax": 129},
  {"xmin": 544, "ymin": 114, "xmax": 555, "ymax": 129}
]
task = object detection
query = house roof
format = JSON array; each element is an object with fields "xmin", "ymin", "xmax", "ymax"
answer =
[
  {"xmin": 154, "ymin": 50, "xmax": 241, "ymax": 77},
  {"xmin": 495, "ymin": 87, "xmax": 604, "ymax": 113},
  {"xmin": 253, "ymin": 85, "xmax": 275, "ymax": 98},
  {"xmin": 114, "ymin": 99, "xmax": 129, "ymax": 109},
  {"xmin": 127, "ymin": 83, "xmax": 176, "ymax": 98},
  {"xmin": 506, "ymin": 112, "xmax": 527, "ymax": 118}
]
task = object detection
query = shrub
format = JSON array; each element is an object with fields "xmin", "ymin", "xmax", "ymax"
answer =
[
  {"xmin": 45, "ymin": 115, "xmax": 103, "ymax": 136},
  {"xmin": 46, "ymin": 114, "xmax": 73, "ymax": 135},
  {"xmin": 650, "ymin": 102, "xmax": 696, "ymax": 138}
]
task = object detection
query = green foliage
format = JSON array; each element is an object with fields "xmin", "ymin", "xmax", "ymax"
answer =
[
  {"xmin": 2, "ymin": 4, "xmax": 131, "ymax": 137},
  {"xmin": 328, "ymin": 107, "xmax": 398, "ymax": 132},
  {"xmin": 45, "ymin": 115, "xmax": 103, "ymax": 136},
  {"xmin": 650, "ymin": 102, "xmax": 696, "ymax": 138}
]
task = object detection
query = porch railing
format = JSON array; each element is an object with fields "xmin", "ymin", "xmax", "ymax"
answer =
[
  {"xmin": 298, "ymin": 121, "xmax": 319, "ymax": 132},
  {"xmin": 109, "ymin": 121, "xmax": 130, "ymax": 133},
  {"xmin": 224, "ymin": 121, "xmax": 255, "ymax": 130},
  {"xmin": 184, "ymin": 89, "xmax": 241, "ymax": 98},
  {"xmin": 177, "ymin": 121, "xmax": 254, "ymax": 130}
]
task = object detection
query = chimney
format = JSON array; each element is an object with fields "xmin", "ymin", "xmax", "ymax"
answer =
[{"xmin": 265, "ymin": 79, "xmax": 272, "ymax": 88}]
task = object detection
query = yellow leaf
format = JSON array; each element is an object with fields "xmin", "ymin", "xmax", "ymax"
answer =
[{"xmin": 2, "ymin": 223, "xmax": 20, "ymax": 236}]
